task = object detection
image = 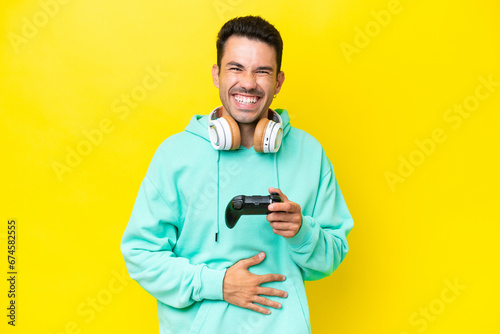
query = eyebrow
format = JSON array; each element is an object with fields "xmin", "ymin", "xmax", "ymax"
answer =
[
  {"xmin": 226, "ymin": 62, "xmax": 244, "ymax": 69},
  {"xmin": 225, "ymin": 62, "xmax": 274, "ymax": 72}
]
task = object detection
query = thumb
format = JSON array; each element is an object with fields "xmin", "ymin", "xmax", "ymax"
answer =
[
  {"xmin": 269, "ymin": 187, "xmax": 288, "ymax": 202},
  {"xmin": 239, "ymin": 252, "xmax": 266, "ymax": 269}
]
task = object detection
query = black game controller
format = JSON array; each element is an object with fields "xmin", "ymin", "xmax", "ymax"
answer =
[{"xmin": 225, "ymin": 193, "xmax": 283, "ymax": 229}]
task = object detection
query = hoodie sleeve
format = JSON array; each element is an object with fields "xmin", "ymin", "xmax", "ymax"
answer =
[
  {"xmin": 286, "ymin": 158, "xmax": 354, "ymax": 281},
  {"xmin": 120, "ymin": 175, "xmax": 226, "ymax": 308}
]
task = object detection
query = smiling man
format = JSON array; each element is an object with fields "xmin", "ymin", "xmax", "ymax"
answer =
[{"xmin": 121, "ymin": 16, "xmax": 353, "ymax": 334}]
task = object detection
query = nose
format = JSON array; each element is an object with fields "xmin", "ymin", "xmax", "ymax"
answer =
[{"xmin": 239, "ymin": 71, "xmax": 257, "ymax": 91}]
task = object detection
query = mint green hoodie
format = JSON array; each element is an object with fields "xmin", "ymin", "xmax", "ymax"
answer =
[{"xmin": 120, "ymin": 109, "xmax": 353, "ymax": 334}]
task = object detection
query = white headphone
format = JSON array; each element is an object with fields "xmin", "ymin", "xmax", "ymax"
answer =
[{"xmin": 208, "ymin": 106, "xmax": 283, "ymax": 153}]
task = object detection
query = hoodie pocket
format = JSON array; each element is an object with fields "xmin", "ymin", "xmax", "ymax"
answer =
[{"xmin": 189, "ymin": 279, "xmax": 310, "ymax": 334}]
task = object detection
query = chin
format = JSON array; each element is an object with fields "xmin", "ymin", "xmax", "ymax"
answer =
[{"xmin": 233, "ymin": 109, "xmax": 265, "ymax": 124}]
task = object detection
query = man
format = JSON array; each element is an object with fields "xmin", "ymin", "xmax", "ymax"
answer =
[{"xmin": 121, "ymin": 15, "xmax": 353, "ymax": 334}]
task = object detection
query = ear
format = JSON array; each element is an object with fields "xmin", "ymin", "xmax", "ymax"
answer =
[
  {"xmin": 274, "ymin": 71, "xmax": 285, "ymax": 95},
  {"xmin": 212, "ymin": 64, "xmax": 220, "ymax": 89}
]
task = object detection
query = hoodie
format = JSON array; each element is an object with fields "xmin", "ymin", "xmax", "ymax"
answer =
[{"xmin": 120, "ymin": 109, "xmax": 354, "ymax": 334}]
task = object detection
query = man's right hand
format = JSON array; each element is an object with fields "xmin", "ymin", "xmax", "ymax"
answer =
[{"xmin": 223, "ymin": 252, "xmax": 288, "ymax": 315}]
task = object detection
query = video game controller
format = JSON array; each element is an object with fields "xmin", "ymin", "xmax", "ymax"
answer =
[{"xmin": 225, "ymin": 193, "xmax": 283, "ymax": 229}]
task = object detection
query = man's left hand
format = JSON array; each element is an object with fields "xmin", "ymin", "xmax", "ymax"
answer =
[{"xmin": 266, "ymin": 188, "xmax": 302, "ymax": 238}]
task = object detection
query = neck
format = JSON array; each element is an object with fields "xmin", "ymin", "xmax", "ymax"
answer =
[{"xmin": 239, "ymin": 122, "xmax": 257, "ymax": 149}]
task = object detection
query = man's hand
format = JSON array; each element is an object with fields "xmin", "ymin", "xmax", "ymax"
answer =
[
  {"xmin": 223, "ymin": 252, "xmax": 288, "ymax": 315},
  {"xmin": 267, "ymin": 187, "xmax": 303, "ymax": 238}
]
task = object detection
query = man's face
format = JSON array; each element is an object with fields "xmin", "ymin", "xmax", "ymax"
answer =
[{"xmin": 212, "ymin": 36, "xmax": 285, "ymax": 124}]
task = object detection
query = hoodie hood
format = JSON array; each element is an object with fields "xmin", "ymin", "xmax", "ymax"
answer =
[{"xmin": 184, "ymin": 108, "xmax": 292, "ymax": 145}]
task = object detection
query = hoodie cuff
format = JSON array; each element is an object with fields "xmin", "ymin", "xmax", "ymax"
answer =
[
  {"xmin": 287, "ymin": 215, "xmax": 314, "ymax": 248},
  {"xmin": 198, "ymin": 266, "xmax": 226, "ymax": 301}
]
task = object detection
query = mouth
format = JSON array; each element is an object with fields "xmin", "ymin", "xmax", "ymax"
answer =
[{"xmin": 232, "ymin": 94, "xmax": 262, "ymax": 108}]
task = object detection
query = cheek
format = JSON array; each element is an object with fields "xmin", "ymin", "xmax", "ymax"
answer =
[
  {"xmin": 222, "ymin": 78, "xmax": 238, "ymax": 92},
  {"xmin": 259, "ymin": 79, "xmax": 276, "ymax": 93}
]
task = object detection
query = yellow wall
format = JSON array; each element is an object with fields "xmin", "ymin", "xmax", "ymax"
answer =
[{"xmin": 1, "ymin": 0, "xmax": 499, "ymax": 333}]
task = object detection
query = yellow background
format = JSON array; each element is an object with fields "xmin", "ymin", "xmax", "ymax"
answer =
[{"xmin": 1, "ymin": 0, "xmax": 499, "ymax": 333}]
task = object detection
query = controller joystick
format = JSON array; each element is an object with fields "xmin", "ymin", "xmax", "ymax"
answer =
[{"xmin": 225, "ymin": 193, "xmax": 283, "ymax": 229}]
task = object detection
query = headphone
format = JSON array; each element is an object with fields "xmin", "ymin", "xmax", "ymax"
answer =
[{"xmin": 208, "ymin": 106, "xmax": 283, "ymax": 153}]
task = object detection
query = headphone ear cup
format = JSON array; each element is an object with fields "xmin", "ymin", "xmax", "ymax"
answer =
[
  {"xmin": 254, "ymin": 118, "xmax": 270, "ymax": 153},
  {"xmin": 222, "ymin": 115, "xmax": 241, "ymax": 150}
]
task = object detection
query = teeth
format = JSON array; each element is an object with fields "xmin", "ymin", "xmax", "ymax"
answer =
[{"xmin": 234, "ymin": 95, "xmax": 258, "ymax": 105}]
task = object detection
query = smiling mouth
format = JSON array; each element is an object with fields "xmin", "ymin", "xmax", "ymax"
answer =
[{"xmin": 232, "ymin": 94, "xmax": 261, "ymax": 105}]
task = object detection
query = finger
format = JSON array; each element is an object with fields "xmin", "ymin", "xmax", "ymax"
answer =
[
  {"xmin": 258, "ymin": 287, "xmax": 288, "ymax": 299},
  {"xmin": 267, "ymin": 211, "xmax": 290, "ymax": 222},
  {"xmin": 246, "ymin": 302, "xmax": 272, "ymax": 315},
  {"xmin": 272, "ymin": 229, "xmax": 297, "ymax": 238},
  {"xmin": 259, "ymin": 273, "xmax": 286, "ymax": 284},
  {"xmin": 238, "ymin": 252, "xmax": 265, "ymax": 269},
  {"xmin": 270, "ymin": 222, "xmax": 296, "ymax": 231},
  {"xmin": 268, "ymin": 187, "xmax": 288, "ymax": 202},
  {"xmin": 254, "ymin": 296, "xmax": 282, "ymax": 310},
  {"xmin": 268, "ymin": 201, "xmax": 296, "ymax": 213},
  {"xmin": 268, "ymin": 212, "xmax": 302, "ymax": 225}
]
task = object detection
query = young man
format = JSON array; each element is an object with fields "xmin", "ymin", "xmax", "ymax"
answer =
[{"xmin": 121, "ymin": 16, "xmax": 353, "ymax": 334}]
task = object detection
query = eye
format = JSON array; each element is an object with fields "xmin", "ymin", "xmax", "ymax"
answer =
[
  {"xmin": 229, "ymin": 67, "xmax": 242, "ymax": 71},
  {"xmin": 256, "ymin": 70, "xmax": 272, "ymax": 75}
]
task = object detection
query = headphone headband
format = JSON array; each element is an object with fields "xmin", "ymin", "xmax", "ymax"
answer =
[
  {"xmin": 209, "ymin": 106, "xmax": 223, "ymax": 120},
  {"xmin": 267, "ymin": 109, "xmax": 283, "ymax": 124}
]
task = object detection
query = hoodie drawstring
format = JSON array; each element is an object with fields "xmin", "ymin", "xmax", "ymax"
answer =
[
  {"xmin": 274, "ymin": 151, "xmax": 280, "ymax": 189},
  {"xmin": 215, "ymin": 150, "xmax": 220, "ymax": 242}
]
